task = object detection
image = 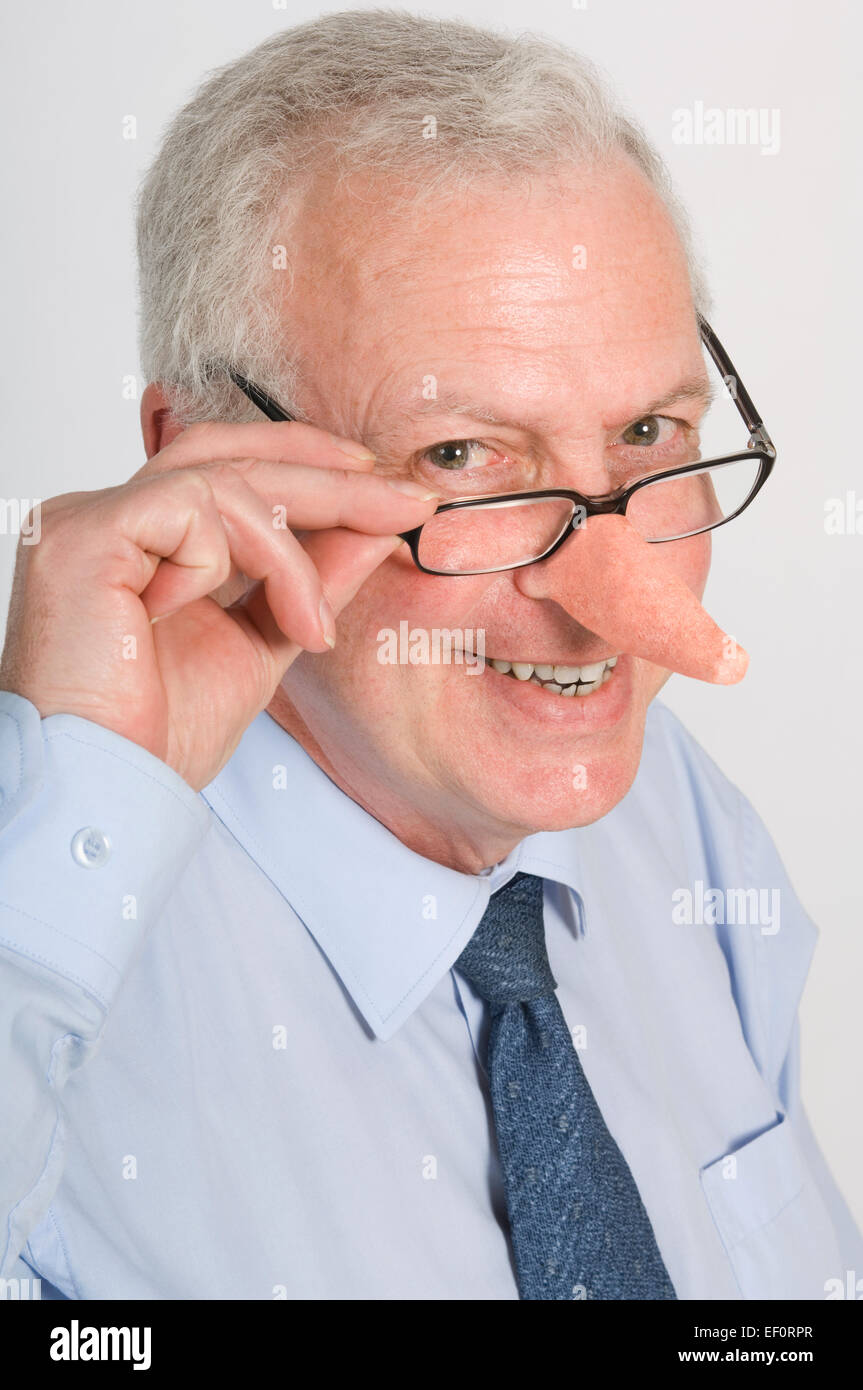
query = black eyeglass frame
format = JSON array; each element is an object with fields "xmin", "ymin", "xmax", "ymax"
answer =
[{"xmin": 218, "ymin": 314, "xmax": 776, "ymax": 577}]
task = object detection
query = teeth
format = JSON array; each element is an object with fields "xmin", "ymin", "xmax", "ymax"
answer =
[
  {"xmin": 488, "ymin": 655, "xmax": 620, "ymax": 697},
  {"xmin": 575, "ymin": 661, "xmax": 606, "ymax": 683}
]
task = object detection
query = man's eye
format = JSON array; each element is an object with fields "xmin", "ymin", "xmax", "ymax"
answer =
[
  {"xmin": 619, "ymin": 416, "xmax": 675, "ymax": 447},
  {"xmin": 422, "ymin": 439, "xmax": 490, "ymax": 471}
]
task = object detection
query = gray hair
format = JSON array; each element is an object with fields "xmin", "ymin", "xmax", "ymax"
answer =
[{"xmin": 136, "ymin": 8, "xmax": 710, "ymax": 428}]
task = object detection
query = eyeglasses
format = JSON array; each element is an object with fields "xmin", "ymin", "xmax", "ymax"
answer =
[{"xmin": 218, "ymin": 315, "xmax": 776, "ymax": 577}]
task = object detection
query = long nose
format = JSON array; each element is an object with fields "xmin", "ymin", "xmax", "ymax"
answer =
[{"xmin": 515, "ymin": 513, "xmax": 747, "ymax": 684}]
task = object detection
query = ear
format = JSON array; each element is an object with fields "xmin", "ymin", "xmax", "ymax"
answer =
[{"xmin": 140, "ymin": 382, "xmax": 187, "ymax": 459}]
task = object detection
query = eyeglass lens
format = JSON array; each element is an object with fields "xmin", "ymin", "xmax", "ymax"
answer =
[{"xmin": 417, "ymin": 454, "xmax": 762, "ymax": 574}]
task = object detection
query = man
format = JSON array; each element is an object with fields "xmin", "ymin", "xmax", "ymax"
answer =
[{"xmin": 0, "ymin": 10, "xmax": 859, "ymax": 1299}]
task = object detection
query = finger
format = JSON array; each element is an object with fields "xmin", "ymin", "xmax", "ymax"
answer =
[
  {"xmin": 136, "ymin": 456, "xmax": 438, "ymax": 543},
  {"xmin": 139, "ymin": 470, "xmax": 335, "ymax": 651},
  {"xmin": 134, "ymin": 418, "xmax": 378, "ymax": 481},
  {"xmin": 300, "ymin": 529, "xmax": 408, "ymax": 612},
  {"xmin": 519, "ymin": 513, "xmax": 748, "ymax": 684},
  {"xmin": 237, "ymin": 532, "xmax": 405, "ymax": 678},
  {"xmin": 173, "ymin": 454, "xmax": 436, "ymax": 610},
  {"xmin": 196, "ymin": 458, "xmax": 438, "ymax": 533},
  {"xmin": 82, "ymin": 471, "xmax": 232, "ymax": 612}
]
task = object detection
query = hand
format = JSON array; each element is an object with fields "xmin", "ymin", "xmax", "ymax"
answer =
[{"xmin": 0, "ymin": 420, "xmax": 438, "ymax": 790}]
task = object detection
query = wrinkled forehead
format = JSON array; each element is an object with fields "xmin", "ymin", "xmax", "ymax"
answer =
[{"xmin": 283, "ymin": 155, "xmax": 701, "ymax": 417}]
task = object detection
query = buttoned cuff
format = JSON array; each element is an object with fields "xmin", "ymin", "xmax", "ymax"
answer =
[{"xmin": 0, "ymin": 691, "xmax": 211, "ymax": 1008}]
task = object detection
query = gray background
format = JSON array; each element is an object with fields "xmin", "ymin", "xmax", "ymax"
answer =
[{"xmin": 1, "ymin": 0, "xmax": 860, "ymax": 1225}]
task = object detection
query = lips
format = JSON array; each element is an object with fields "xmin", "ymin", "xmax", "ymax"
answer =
[{"xmin": 480, "ymin": 647, "xmax": 633, "ymax": 732}]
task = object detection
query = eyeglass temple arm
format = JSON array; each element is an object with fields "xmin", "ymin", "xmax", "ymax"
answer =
[
  {"xmin": 222, "ymin": 368, "xmax": 422, "ymax": 546},
  {"xmin": 697, "ymin": 314, "xmax": 773, "ymax": 453},
  {"xmin": 226, "ymin": 369, "xmax": 297, "ymax": 423}
]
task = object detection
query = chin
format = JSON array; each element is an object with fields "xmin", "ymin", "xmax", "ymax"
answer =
[{"xmin": 442, "ymin": 717, "xmax": 648, "ymax": 836}]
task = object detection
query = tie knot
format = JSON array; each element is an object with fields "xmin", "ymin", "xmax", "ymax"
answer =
[{"xmin": 455, "ymin": 871, "xmax": 556, "ymax": 1005}]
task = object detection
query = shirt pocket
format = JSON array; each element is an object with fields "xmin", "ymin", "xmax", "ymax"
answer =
[{"xmin": 699, "ymin": 1112, "xmax": 842, "ymax": 1300}]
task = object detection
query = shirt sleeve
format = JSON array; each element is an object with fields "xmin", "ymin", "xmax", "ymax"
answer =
[{"xmin": 0, "ymin": 690, "xmax": 212, "ymax": 1278}]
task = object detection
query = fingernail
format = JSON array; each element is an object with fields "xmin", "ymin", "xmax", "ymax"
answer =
[
  {"xmin": 329, "ymin": 433, "xmax": 376, "ymax": 461},
  {"xmin": 386, "ymin": 480, "xmax": 439, "ymax": 500},
  {"xmin": 319, "ymin": 596, "xmax": 337, "ymax": 648}
]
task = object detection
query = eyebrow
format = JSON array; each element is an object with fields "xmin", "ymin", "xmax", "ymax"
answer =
[{"xmin": 402, "ymin": 374, "xmax": 716, "ymax": 435}]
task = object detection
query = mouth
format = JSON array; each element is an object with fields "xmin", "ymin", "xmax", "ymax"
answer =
[{"xmin": 487, "ymin": 655, "xmax": 618, "ymax": 697}]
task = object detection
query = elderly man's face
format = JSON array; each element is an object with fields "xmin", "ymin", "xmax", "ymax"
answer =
[{"xmin": 272, "ymin": 155, "xmax": 711, "ymax": 862}]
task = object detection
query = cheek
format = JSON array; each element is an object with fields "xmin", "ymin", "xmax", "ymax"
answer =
[
  {"xmin": 340, "ymin": 550, "xmax": 493, "ymax": 639},
  {"xmin": 319, "ymin": 552, "xmax": 493, "ymax": 696}
]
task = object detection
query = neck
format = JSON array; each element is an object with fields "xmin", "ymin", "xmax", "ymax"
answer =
[{"xmin": 265, "ymin": 686, "xmax": 525, "ymax": 874}]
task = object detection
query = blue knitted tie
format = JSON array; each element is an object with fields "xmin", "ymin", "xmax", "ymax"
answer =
[{"xmin": 455, "ymin": 871, "xmax": 676, "ymax": 1300}]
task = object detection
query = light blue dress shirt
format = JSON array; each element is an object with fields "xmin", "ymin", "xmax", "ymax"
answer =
[{"xmin": 0, "ymin": 688, "xmax": 859, "ymax": 1300}]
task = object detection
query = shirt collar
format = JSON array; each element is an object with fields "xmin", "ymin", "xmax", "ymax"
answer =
[{"xmin": 200, "ymin": 711, "xmax": 586, "ymax": 1041}]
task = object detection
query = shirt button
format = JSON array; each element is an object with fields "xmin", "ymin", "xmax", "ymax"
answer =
[{"xmin": 70, "ymin": 827, "xmax": 112, "ymax": 868}]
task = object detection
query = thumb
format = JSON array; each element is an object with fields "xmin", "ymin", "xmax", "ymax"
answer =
[{"xmin": 517, "ymin": 513, "xmax": 747, "ymax": 684}]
